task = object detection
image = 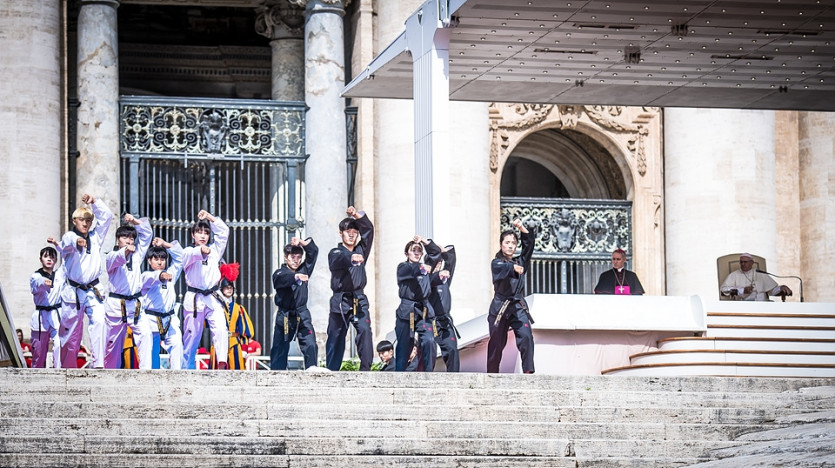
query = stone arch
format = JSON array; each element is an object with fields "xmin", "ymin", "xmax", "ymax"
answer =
[
  {"xmin": 488, "ymin": 104, "xmax": 664, "ymax": 294},
  {"xmin": 501, "ymin": 126, "xmax": 630, "ymax": 200}
]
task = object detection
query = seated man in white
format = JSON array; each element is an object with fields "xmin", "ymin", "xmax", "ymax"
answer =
[{"xmin": 720, "ymin": 253, "xmax": 792, "ymax": 301}]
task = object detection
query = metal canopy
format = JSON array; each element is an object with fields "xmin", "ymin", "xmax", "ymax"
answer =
[{"xmin": 344, "ymin": 0, "xmax": 835, "ymax": 110}]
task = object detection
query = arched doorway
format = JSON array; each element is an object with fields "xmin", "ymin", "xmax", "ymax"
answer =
[{"xmin": 500, "ymin": 128, "xmax": 633, "ymax": 294}]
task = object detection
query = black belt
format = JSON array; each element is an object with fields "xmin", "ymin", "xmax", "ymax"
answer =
[
  {"xmin": 67, "ymin": 279, "xmax": 102, "ymax": 308},
  {"xmin": 109, "ymin": 292, "xmax": 141, "ymax": 324},
  {"xmin": 35, "ymin": 303, "xmax": 61, "ymax": 312},
  {"xmin": 146, "ymin": 309, "xmax": 175, "ymax": 339},
  {"xmin": 109, "ymin": 292, "xmax": 141, "ymax": 301},
  {"xmin": 187, "ymin": 285, "xmax": 221, "ymax": 318},
  {"xmin": 69, "ymin": 278, "xmax": 99, "ymax": 290},
  {"xmin": 145, "ymin": 308, "xmax": 175, "ymax": 317},
  {"xmin": 188, "ymin": 285, "xmax": 219, "ymax": 296}
]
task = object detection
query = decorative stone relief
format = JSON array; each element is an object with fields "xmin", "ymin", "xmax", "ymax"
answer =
[
  {"xmin": 255, "ymin": 1, "xmax": 305, "ymax": 40},
  {"xmin": 489, "ymin": 103, "xmax": 660, "ymax": 177}
]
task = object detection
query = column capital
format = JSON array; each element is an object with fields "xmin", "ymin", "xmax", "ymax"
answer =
[
  {"xmin": 78, "ymin": 0, "xmax": 120, "ymax": 8},
  {"xmin": 255, "ymin": 1, "xmax": 305, "ymax": 40},
  {"xmin": 295, "ymin": 0, "xmax": 351, "ymax": 15}
]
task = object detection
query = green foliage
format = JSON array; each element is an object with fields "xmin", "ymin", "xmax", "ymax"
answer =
[{"xmin": 339, "ymin": 359, "xmax": 360, "ymax": 371}]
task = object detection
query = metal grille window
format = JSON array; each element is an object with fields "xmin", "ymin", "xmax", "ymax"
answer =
[
  {"xmin": 500, "ymin": 197, "xmax": 632, "ymax": 295},
  {"xmin": 119, "ymin": 96, "xmax": 306, "ymax": 353}
]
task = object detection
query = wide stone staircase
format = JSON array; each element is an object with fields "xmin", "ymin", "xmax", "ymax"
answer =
[{"xmin": 1, "ymin": 369, "xmax": 833, "ymax": 467}]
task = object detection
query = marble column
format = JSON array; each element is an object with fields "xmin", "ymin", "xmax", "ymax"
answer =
[
  {"xmin": 665, "ymin": 108, "xmax": 777, "ymax": 299},
  {"xmin": 76, "ymin": 0, "xmax": 120, "ymax": 222},
  {"xmin": 0, "ymin": 0, "xmax": 63, "ymax": 336},
  {"xmin": 798, "ymin": 112, "xmax": 835, "ymax": 302},
  {"xmin": 301, "ymin": 0, "xmax": 349, "ymax": 340},
  {"xmin": 256, "ymin": 1, "xmax": 306, "ymax": 101}
]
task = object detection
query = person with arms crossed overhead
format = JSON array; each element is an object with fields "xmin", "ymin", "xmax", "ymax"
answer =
[
  {"xmin": 487, "ymin": 219, "xmax": 537, "ymax": 374},
  {"xmin": 140, "ymin": 237, "xmax": 184, "ymax": 369},
  {"xmin": 103, "ymin": 213, "xmax": 153, "ymax": 369},
  {"xmin": 181, "ymin": 210, "xmax": 230, "ymax": 370},
  {"xmin": 326, "ymin": 206, "xmax": 375, "ymax": 371}
]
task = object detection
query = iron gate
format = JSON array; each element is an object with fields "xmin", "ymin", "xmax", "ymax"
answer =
[
  {"xmin": 119, "ymin": 96, "xmax": 307, "ymax": 355},
  {"xmin": 500, "ymin": 197, "xmax": 633, "ymax": 295}
]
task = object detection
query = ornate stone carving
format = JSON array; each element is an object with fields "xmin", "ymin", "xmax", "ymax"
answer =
[
  {"xmin": 489, "ymin": 104, "xmax": 553, "ymax": 172},
  {"xmin": 255, "ymin": 1, "xmax": 305, "ymax": 40},
  {"xmin": 198, "ymin": 109, "xmax": 230, "ymax": 153},
  {"xmin": 489, "ymin": 103, "xmax": 659, "ymax": 177}
]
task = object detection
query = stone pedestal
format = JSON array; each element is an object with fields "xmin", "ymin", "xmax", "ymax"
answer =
[
  {"xmin": 665, "ymin": 108, "xmax": 777, "ymax": 299},
  {"xmin": 0, "ymin": 0, "xmax": 63, "ymax": 334},
  {"xmin": 798, "ymin": 112, "xmax": 835, "ymax": 302},
  {"xmin": 301, "ymin": 0, "xmax": 349, "ymax": 338},
  {"xmin": 76, "ymin": 0, "xmax": 120, "ymax": 223}
]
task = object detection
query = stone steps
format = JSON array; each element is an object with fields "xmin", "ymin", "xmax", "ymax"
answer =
[{"xmin": 1, "ymin": 369, "xmax": 833, "ymax": 468}]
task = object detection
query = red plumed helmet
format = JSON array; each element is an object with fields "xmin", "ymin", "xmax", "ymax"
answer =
[{"xmin": 219, "ymin": 262, "xmax": 240, "ymax": 288}]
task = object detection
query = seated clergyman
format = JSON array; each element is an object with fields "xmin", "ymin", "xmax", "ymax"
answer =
[{"xmin": 720, "ymin": 253, "xmax": 791, "ymax": 301}]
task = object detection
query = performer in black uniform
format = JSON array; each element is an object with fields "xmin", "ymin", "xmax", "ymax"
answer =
[
  {"xmin": 425, "ymin": 240, "xmax": 460, "ymax": 372},
  {"xmin": 593, "ymin": 248, "xmax": 645, "ymax": 295},
  {"xmin": 325, "ymin": 206, "xmax": 374, "ymax": 371},
  {"xmin": 270, "ymin": 237, "xmax": 319, "ymax": 370},
  {"xmin": 394, "ymin": 237, "xmax": 436, "ymax": 371},
  {"xmin": 487, "ymin": 218, "xmax": 536, "ymax": 374}
]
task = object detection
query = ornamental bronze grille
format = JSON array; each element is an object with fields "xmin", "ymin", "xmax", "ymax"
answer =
[
  {"xmin": 500, "ymin": 197, "xmax": 632, "ymax": 295},
  {"xmin": 119, "ymin": 96, "xmax": 307, "ymax": 356}
]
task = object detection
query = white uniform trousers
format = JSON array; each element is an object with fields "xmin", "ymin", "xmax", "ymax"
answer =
[
  {"xmin": 182, "ymin": 293, "xmax": 228, "ymax": 369},
  {"xmin": 59, "ymin": 289, "xmax": 106, "ymax": 368},
  {"xmin": 31, "ymin": 309, "xmax": 61, "ymax": 368},
  {"xmin": 143, "ymin": 312, "xmax": 184, "ymax": 370},
  {"xmin": 104, "ymin": 297, "xmax": 152, "ymax": 369}
]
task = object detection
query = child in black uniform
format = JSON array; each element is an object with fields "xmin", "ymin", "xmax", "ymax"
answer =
[
  {"xmin": 325, "ymin": 206, "xmax": 374, "ymax": 371},
  {"xmin": 487, "ymin": 218, "xmax": 537, "ymax": 373}
]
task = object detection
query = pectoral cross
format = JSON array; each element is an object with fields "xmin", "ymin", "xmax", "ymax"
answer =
[{"xmin": 617, "ymin": 286, "xmax": 625, "ymax": 294}]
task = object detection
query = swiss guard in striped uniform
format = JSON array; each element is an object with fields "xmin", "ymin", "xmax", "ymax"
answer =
[{"xmin": 210, "ymin": 262, "xmax": 254, "ymax": 369}]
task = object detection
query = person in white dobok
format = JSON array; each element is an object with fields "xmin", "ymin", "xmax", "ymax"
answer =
[
  {"xmin": 58, "ymin": 194, "xmax": 113, "ymax": 369},
  {"xmin": 103, "ymin": 214, "xmax": 154, "ymax": 369},
  {"xmin": 181, "ymin": 210, "xmax": 230, "ymax": 370},
  {"xmin": 29, "ymin": 239, "xmax": 65, "ymax": 368},
  {"xmin": 720, "ymin": 253, "xmax": 792, "ymax": 301},
  {"xmin": 140, "ymin": 237, "xmax": 184, "ymax": 370}
]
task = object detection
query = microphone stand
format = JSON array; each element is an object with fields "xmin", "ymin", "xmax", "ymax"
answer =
[{"xmin": 756, "ymin": 269, "xmax": 804, "ymax": 302}]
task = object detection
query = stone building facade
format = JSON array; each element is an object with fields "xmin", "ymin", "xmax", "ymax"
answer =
[{"xmin": 1, "ymin": 0, "xmax": 832, "ymax": 360}]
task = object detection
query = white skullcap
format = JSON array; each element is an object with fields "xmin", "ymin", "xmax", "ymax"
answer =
[{"xmin": 740, "ymin": 252, "xmax": 754, "ymax": 260}]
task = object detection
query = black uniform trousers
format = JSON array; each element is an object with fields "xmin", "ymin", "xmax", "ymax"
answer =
[
  {"xmin": 435, "ymin": 316, "xmax": 460, "ymax": 372},
  {"xmin": 270, "ymin": 309, "xmax": 318, "ymax": 370},
  {"xmin": 486, "ymin": 301, "xmax": 535, "ymax": 373},
  {"xmin": 325, "ymin": 294, "xmax": 373, "ymax": 371},
  {"xmin": 394, "ymin": 315, "xmax": 435, "ymax": 372}
]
